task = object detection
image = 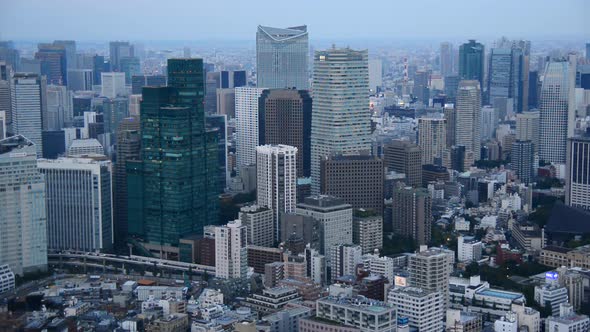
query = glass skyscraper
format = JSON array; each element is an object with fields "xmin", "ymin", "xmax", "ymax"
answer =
[
  {"xmin": 127, "ymin": 59, "xmax": 219, "ymax": 258},
  {"xmin": 459, "ymin": 40, "xmax": 485, "ymax": 90},
  {"xmin": 310, "ymin": 47, "xmax": 372, "ymax": 194},
  {"xmin": 256, "ymin": 25, "xmax": 309, "ymax": 89}
]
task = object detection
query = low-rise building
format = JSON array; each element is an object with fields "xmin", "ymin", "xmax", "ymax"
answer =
[
  {"xmin": 545, "ymin": 303, "xmax": 590, "ymax": 332},
  {"xmin": 493, "ymin": 312, "xmax": 518, "ymax": 332},
  {"xmin": 387, "ymin": 287, "xmax": 443, "ymax": 332},
  {"xmin": 0, "ymin": 265, "xmax": 15, "ymax": 294},
  {"xmin": 534, "ymin": 284, "xmax": 569, "ymax": 316},
  {"xmin": 147, "ymin": 313, "xmax": 189, "ymax": 332},
  {"xmin": 299, "ymin": 317, "xmax": 361, "ymax": 332},
  {"xmin": 259, "ymin": 304, "xmax": 312, "ymax": 332},
  {"xmin": 457, "ymin": 236, "xmax": 482, "ymax": 262},
  {"xmin": 136, "ymin": 286, "xmax": 185, "ymax": 301},
  {"xmin": 316, "ymin": 296, "xmax": 396, "ymax": 332},
  {"xmin": 243, "ymin": 286, "xmax": 301, "ymax": 314},
  {"xmin": 540, "ymin": 246, "xmax": 572, "ymax": 268},
  {"xmin": 511, "ymin": 302, "xmax": 540, "ymax": 332}
]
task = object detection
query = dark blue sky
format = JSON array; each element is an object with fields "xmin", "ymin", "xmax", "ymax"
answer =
[{"xmin": 1, "ymin": 0, "xmax": 588, "ymax": 41}]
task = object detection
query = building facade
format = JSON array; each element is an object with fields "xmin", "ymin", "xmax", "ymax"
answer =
[
  {"xmin": 455, "ymin": 80, "xmax": 482, "ymax": 163},
  {"xmin": 418, "ymin": 118, "xmax": 446, "ymax": 165},
  {"xmin": 11, "ymin": 73, "xmax": 46, "ymax": 156},
  {"xmin": 566, "ymin": 134, "xmax": 590, "ymax": 209},
  {"xmin": 383, "ymin": 140, "xmax": 422, "ymax": 187},
  {"xmin": 235, "ymin": 86, "xmax": 266, "ymax": 168},
  {"xmin": 392, "ymin": 187, "xmax": 432, "ymax": 246},
  {"xmin": 215, "ymin": 219, "xmax": 248, "ymax": 280}
]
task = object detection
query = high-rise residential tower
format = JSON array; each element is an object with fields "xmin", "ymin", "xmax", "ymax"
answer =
[
  {"xmin": 235, "ymin": 86, "xmax": 266, "ymax": 169},
  {"xmin": 566, "ymin": 133, "xmax": 590, "ymax": 209},
  {"xmin": 539, "ymin": 58, "xmax": 576, "ymax": 164},
  {"xmin": 215, "ymin": 219, "xmax": 248, "ymax": 280},
  {"xmin": 39, "ymin": 157, "xmax": 113, "ymax": 252},
  {"xmin": 516, "ymin": 111, "xmax": 540, "ymax": 152},
  {"xmin": 0, "ymin": 135, "xmax": 48, "ymax": 276},
  {"xmin": 408, "ymin": 247, "xmax": 454, "ymax": 310},
  {"xmin": 256, "ymin": 144, "xmax": 297, "ymax": 241},
  {"xmin": 440, "ymin": 42, "xmax": 454, "ymax": 77},
  {"xmin": 383, "ymin": 140, "xmax": 422, "ymax": 187},
  {"xmin": 256, "ymin": 25, "xmax": 309, "ymax": 89},
  {"xmin": 259, "ymin": 88, "xmax": 312, "ymax": 178},
  {"xmin": 392, "ymin": 187, "xmax": 432, "ymax": 246},
  {"xmin": 512, "ymin": 140, "xmax": 535, "ymax": 185},
  {"xmin": 418, "ymin": 118, "xmax": 446, "ymax": 165},
  {"xmin": 310, "ymin": 47, "xmax": 372, "ymax": 194},
  {"xmin": 11, "ymin": 73, "xmax": 46, "ymax": 156},
  {"xmin": 459, "ymin": 40, "xmax": 485, "ymax": 89},
  {"xmin": 455, "ymin": 80, "xmax": 482, "ymax": 163}
]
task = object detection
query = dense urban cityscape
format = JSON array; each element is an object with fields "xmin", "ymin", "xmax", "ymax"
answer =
[{"xmin": 0, "ymin": 1, "xmax": 589, "ymax": 331}]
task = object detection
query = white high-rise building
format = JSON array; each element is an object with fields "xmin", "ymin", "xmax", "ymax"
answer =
[
  {"xmin": 388, "ymin": 287, "xmax": 444, "ymax": 332},
  {"xmin": 128, "ymin": 94, "xmax": 141, "ymax": 117},
  {"xmin": 455, "ymin": 80, "xmax": 482, "ymax": 163},
  {"xmin": 539, "ymin": 57, "xmax": 576, "ymax": 164},
  {"xmin": 330, "ymin": 244, "xmax": 362, "ymax": 281},
  {"xmin": 480, "ymin": 105, "xmax": 498, "ymax": 142},
  {"xmin": 256, "ymin": 144, "xmax": 297, "ymax": 241},
  {"xmin": 235, "ymin": 87, "xmax": 265, "ymax": 168},
  {"xmin": 457, "ymin": 235, "xmax": 483, "ymax": 262},
  {"xmin": 38, "ymin": 157, "xmax": 113, "ymax": 252},
  {"xmin": 256, "ymin": 25, "xmax": 309, "ymax": 90},
  {"xmin": 369, "ymin": 58, "xmax": 383, "ymax": 93},
  {"xmin": 215, "ymin": 219, "xmax": 248, "ymax": 280},
  {"xmin": 516, "ymin": 111, "xmax": 540, "ymax": 152},
  {"xmin": 46, "ymin": 85, "xmax": 71, "ymax": 130},
  {"xmin": 310, "ymin": 47, "xmax": 372, "ymax": 194},
  {"xmin": 11, "ymin": 73, "xmax": 45, "ymax": 156},
  {"xmin": 0, "ymin": 135, "xmax": 48, "ymax": 276},
  {"xmin": 418, "ymin": 117, "xmax": 446, "ymax": 165},
  {"xmin": 566, "ymin": 135, "xmax": 590, "ymax": 209},
  {"xmin": 239, "ymin": 205, "xmax": 274, "ymax": 247},
  {"xmin": 0, "ymin": 111, "xmax": 6, "ymax": 140},
  {"xmin": 101, "ymin": 72, "xmax": 126, "ymax": 98},
  {"xmin": 408, "ymin": 246, "xmax": 454, "ymax": 310}
]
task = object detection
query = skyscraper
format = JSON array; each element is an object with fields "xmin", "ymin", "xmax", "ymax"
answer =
[
  {"xmin": 418, "ymin": 118, "xmax": 446, "ymax": 165},
  {"xmin": 127, "ymin": 59, "xmax": 219, "ymax": 258},
  {"xmin": 444, "ymin": 105, "xmax": 456, "ymax": 148},
  {"xmin": 487, "ymin": 39, "xmax": 530, "ymax": 113},
  {"xmin": 259, "ymin": 88, "xmax": 312, "ymax": 178},
  {"xmin": 109, "ymin": 41, "xmax": 133, "ymax": 71},
  {"xmin": 455, "ymin": 80, "xmax": 482, "ymax": 163},
  {"xmin": 459, "ymin": 40, "xmax": 485, "ymax": 89},
  {"xmin": 256, "ymin": 144, "xmax": 297, "ymax": 241},
  {"xmin": 0, "ymin": 62, "xmax": 11, "ymax": 133},
  {"xmin": 11, "ymin": 73, "xmax": 46, "ymax": 156},
  {"xmin": 101, "ymin": 72, "xmax": 126, "ymax": 98},
  {"xmin": 131, "ymin": 75, "xmax": 166, "ymax": 94},
  {"xmin": 392, "ymin": 187, "xmax": 432, "ymax": 246},
  {"xmin": 0, "ymin": 111, "xmax": 5, "ymax": 140},
  {"xmin": 35, "ymin": 43, "xmax": 67, "ymax": 85},
  {"xmin": 440, "ymin": 42, "xmax": 454, "ymax": 77},
  {"xmin": 512, "ymin": 140, "xmax": 534, "ymax": 185},
  {"xmin": 369, "ymin": 59, "xmax": 383, "ymax": 93},
  {"xmin": 45, "ymin": 85, "xmax": 70, "ymax": 131},
  {"xmin": 39, "ymin": 157, "xmax": 113, "ymax": 252},
  {"xmin": 383, "ymin": 140, "xmax": 422, "ymax": 187},
  {"xmin": 310, "ymin": 47, "xmax": 372, "ymax": 194},
  {"xmin": 53, "ymin": 40, "xmax": 76, "ymax": 70},
  {"xmin": 120, "ymin": 56, "xmax": 141, "ymax": 84},
  {"xmin": 566, "ymin": 133, "xmax": 590, "ymax": 209},
  {"xmin": 480, "ymin": 106, "xmax": 498, "ymax": 142},
  {"xmin": 235, "ymin": 86, "xmax": 266, "ymax": 168},
  {"xmin": 92, "ymin": 55, "xmax": 108, "ymax": 85},
  {"xmin": 408, "ymin": 247, "xmax": 454, "ymax": 310},
  {"xmin": 67, "ymin": 69, "xmax": 93, "ymax": 91},
  {"xmin": 0, "ymin": 135, "xmax": 48, "ymax": 276},
  {"xmin": 516, "ymin": 111, "xmax": 540, "ymax": 152},
  {"xmin": 215, "ymin": 219, "xmax": 248, "ymax": 280},
  {"xmin": 413, "ymin": 70, "xmax": 430, "ymax": 104},
  {"xmin": 539, "ymin": 58, "xmax": 576, "ymax": 164},
  {"xmin": 114, "ymin": 117, "xmax": 140, "ymax": 246},
  {"xmin": 256, "ymin": 25, "xmax": 309, "ymax": 89}
]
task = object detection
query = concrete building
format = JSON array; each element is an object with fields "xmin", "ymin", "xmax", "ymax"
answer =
[
  {"xmin": 235, "ymin": 87, "xmax": 266, "ymax": 168},
  {"xmin": 418, "ymin": 118, "xmax": 446, "ymax": 165},
  {"xmin": 445, "ymin": 310, "xmax": 482, "ymax": 332},
  {"xmin": 383, "ymin": 140, "xmax": 422, "ymax": 187},
  {"xmin": 39, "ymin": 157, "xmax": 113, "ymax": 251},
  {"xmin": 243, "ymin": 286, "xmax": 301, "ymax": 315},
  {"xmin": 310, "ymin": 48, "xmax": 372, "ymax": 194},
  {"xmin": 455, "ymin": 80, "xmax": 482, "ymax": 163},
  {"xmin": 239, "ymin": 205, "xmax": 274, "ymax": 247},
  {"xmin": 494, "ymin": 312, "xmax": 518, "ymax": 332},
  {"xmin": 545, "ymin": 303, "xmax": 590, "ymax": 332},
  {"xmin": 512, "ymin": 140, "xmax": 535, "ymax": 184},
  {"xmin": 534, "ymin": 284, "xmax": 569, "ymax": 316},
  {"xmin": 216, "ymin": 88, "xmax": 235, "ymax": 118},
  {"xmin": 330, "ymin": 244, "xmax": 362, "ymax": 282},
  {"xmin": 256, "ymin": 144, "xmax": 297, "ymax": 241},
  {"xmin": 445, "ymin": 105, "xmax": 456, "ymax": 148},
  {"xmin": 11, "ymin": 73, "xmax": 46, "ymax": 156},
  {"xmin": 46, "ymin": 84, "xmax": 70, "ymax": 130},
  {"xmin": 320, "ymin": 155, "xmax": 383, "ymax": 213},
  {"xmin": 516, "ymin": 111, "xmax": 540, "ymax": 152},
  {"xmin": 566, "ymin": 134, "xmax": 590, "ymax": 209},
  {"xmin": 67, "ymin": 138, "xmax": 104, "ymax": 156},
  {"xmin": 67, "ymin": 69, "xmax": 92, "ymax": 91},
  {"xmin": 299, "ymin": 317, "xmax": 361, "ymax": 332},
  {"xmin": 215, "ymin": 219, "xmax": 248, "ymax": 280},
  {"xmin": 256, "ymin": 25, "xmax": 308, "ymax": 90},
  {"xmin": 315, "ymin": 296, "xmax": 396, "ymax": 332},
  {"xmin": 392, "ymin": 187, "xmax": 432, "ymax": 246},
  {"xmin": 353, "ymin": 212, "xmax": 383, "ymax": 254},
  {"xmin": 440, "ymin": 42, "xmax": 454, "ymax": 78},
  {"xmin": 511, "ymin": 302, "xmax": 541, "ymax": 332},
  {"xmin": 387, "ymin": 287, "xmax": 443, "ymax": 332},
  {"xmin": 259, "ymin": 304, "xmax": 312, "ymax": 332},
  {"xmin": 0, "ymin": 136, "xmax": 48, "ymax": 276},
  {"xmin": 457, "ymin": 236, "xmax": 483, "ymax": 262},
  {"xmin": 369, "ymin": 59, "xmax": 382, "ymax": 93},
  {"xmin": 480, "ymin": 106, "xmax": 497, "ymax": 142},
  {"xmin": 101, "ymin": 72, "xmax": 126, "ymax": 98},
  {"xmin": 0, "ymin": 264, "xmax": 15, "ymax": 294},
  {"xmin": 408, "ymin": 246, "xmax": 454, "ymax": 309}
]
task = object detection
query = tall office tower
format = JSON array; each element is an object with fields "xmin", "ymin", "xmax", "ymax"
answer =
[
  {"xmin": 183, "ymin": 47, "xmax": 191, "ymax": 58},
  {"xmin": 120, "ymin": 56, "xmax": 141, "ymax": 84},
  {"xmin": 39, "ymin": 157, "xmax": 113, "ymax": 251},
  {"xmin": 53, "ymin": 40, "xmax": 76, "ymax": 70},
  {"xmin": 444, "ymin": 75, "xmax": 460, "ymax": 103},
  {"xmin": 101, "ymin": 72, "xmax": 126, "ymax": 98},
  {"xmin": 128, "ymin": 94, "xmax": 141, "ymax": 117},
  {"xmin": 383, "ymin": 140, "xmax": 422, "ymax": 187},
  {"xmin": 408, "ymin": 247, "xmax": 454, "ymax": 310},
  {"xmin": 480, "ymin": 106, "xmax": 498, "ymax": 142},
  {"xmin": 512, "ymin": 140, "xmax": 534, "ymax": 185},
  {"xmin": 67, "ymin": 69, "xmax": 93, "ymax": 91},
  {"xmin": 131, "ymin": 75, "xmax": 167, "ymax": 94},
  {"xmin": 413, "ymin": 70, "xmax": 430, "ymax": 104},
  {"xmin": 11, "ymin": 73, "xmax": 46, "ymax": 156},
  {"xmin": 256, "ymin": 144, "xmax": 297, "ymax": 241},
  {"xmin": 127, "ymin": 59, "xmax": 219, "ymax": 257},
  {"xmin": 369, "ymin": 59, "xmax": 383, "ymax": 93},
  {"xmin": 235, "ymin": 86, "xmax": 266, "ymax": 168},
  {"xmin": 109, "ymin": 41, "xmax": 134, "ymax": 71},
  {"xmin": 455, "ymin": 80, "xmax": 482, "ymax": 163},
  {"xmin": 102, "ymin": 96, "xmax": 129, "ymax": 138},
  {"xmin": 0, "ymin": 41, "xmax": 20, "ymax": 71},
  {"xmin": 259, "ymin": 88, "xmax": 312, "ymax": 178},
  {"xmin": 296, "ymin": 196, "xmax": 353, "ymax": 257},
  {"xmin": 45, "ymin": 85, "xmax": 69, "ymax": 131},
  {"xmin": 114, "ymin": 117, "xmax": 140, "ymax": 245},
  {"xmin": 444, "ymin": 105, "xmax": 456, "ymax": 148},
  {"xmin": 206, "ymin": 114, "xmax": 229, "ymax": 192},
  {"xmin": 320, "ymin": 155, "xmax": 384, "ymax": 213},
  {"xmin": 0, "ymin": 111, "xmax": 5, "ymax": 139},
  {"xmin": 205, "ymin": 72, "xmax": 220, "ymax": 115},
  {"xmin": 220, "ymin": 70, "xmax": 247, "ymax": 89},
  {"xmin": 566, "ymin": 133, "xmax": 590, "ymax": 209},
  {"xmin": 528, "ymin": 71, "xmax": 540, "ymax": 109},
  {"xmin": 587, "ymin": 43, "xmax": 590, "ymax": 62},
  {"xmin": 440, "ymin": 42, "xmax": 454, "ymax": 77},
  {"xmin": 330, "ymin": 244, "xmax": 362, "ymax": 281},
  {"xmin": 215, "ymin": 219, "xmax": 248, "ymax": 280},
  {"xmin": 459, "ymin": 40, "xmax": 485, "ymax": 89},
  {"xmin": 256, "ymin": 25, "xmax": 309, "ymax": 89},
  {"xmin": 516, "ymin": 111, "xmax": 540, "ymax": 152},
  {"xmin": 92, "ymin": 55, "xmax": 108, "ymax": 85},
  {"xmin": 539, "ymin": 58, "xmax": 576, "ymax": 164},
  {"xmin": 35, "ymin": 43, "xmax": 67, "ymax": 85},
  {"xmin": 216, "ymin": 88, "xmax": 235, "ymax": 118},
  {"xmin": 0, "ymin": 62, "xmax": 11, "ymax": 132},
  {"xmin": 0, "ymin": 136, "xmax": 48, "ymax": 276},
  {"xmin": 392, "ymin": 187, "xmax": 432, "ymax": 246},
  {"xmin": 239, "ymin": 205, "xmax": 274, "ymax": 247},
  {"xmin": 487, "ymin": 39, "xmax": 530, "ymax": 112},
  {"xmin": 418, "ymin": 118, "xmax": 446, "ymax": 165},
  {"xmin": 310, "ymin": 47, "xmax": 372, "ymax": 194}
]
